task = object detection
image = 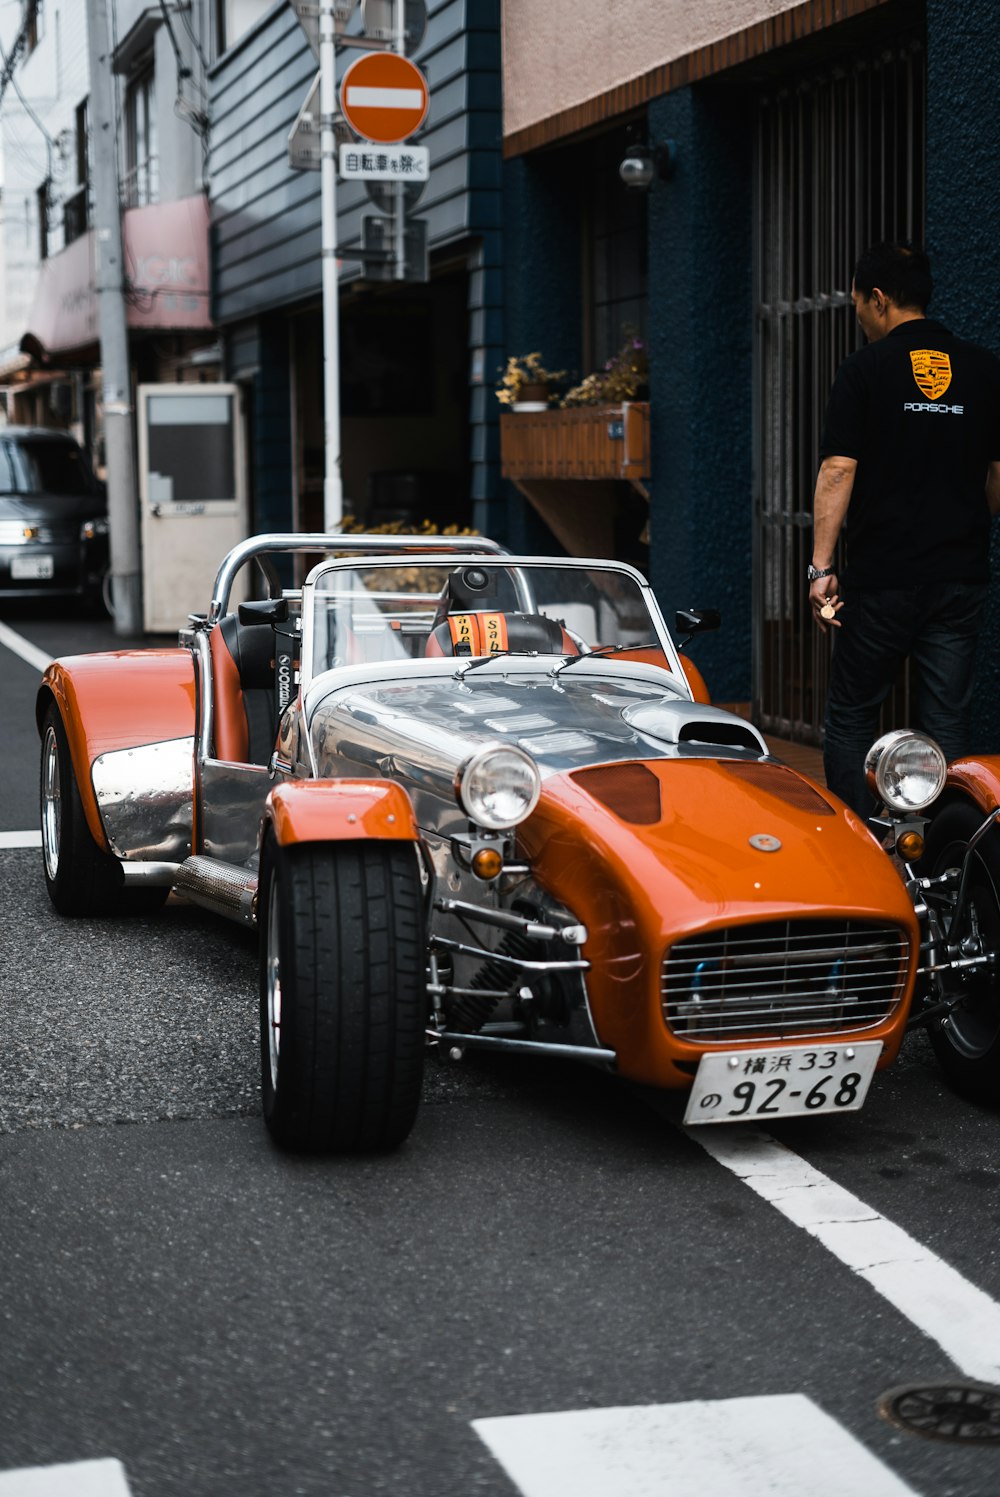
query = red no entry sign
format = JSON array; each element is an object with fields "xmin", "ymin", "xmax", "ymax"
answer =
[{"xmin": 340, "ymin": 52, "xmax": 429, "ymax": 144}]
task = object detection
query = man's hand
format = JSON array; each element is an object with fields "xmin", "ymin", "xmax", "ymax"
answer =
[{"xmin": 809, "ymin": 575, "xmax": 843, "ymax": 632}]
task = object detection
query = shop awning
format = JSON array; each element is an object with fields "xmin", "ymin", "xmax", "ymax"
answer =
[{"xmin": 22, "ymin": 193, "xmax": 213, "ymax": 362}]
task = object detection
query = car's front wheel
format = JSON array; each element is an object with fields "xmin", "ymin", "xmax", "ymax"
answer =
[
  {"xmin": 39, "ymin": 700, "xmax": 168, "ymax": 917},
  {"xmin": 259, "ymin": 833, "xmax": 425, "ymax": 1152},
  {"xmin": 925, "ymin": 800, "xmax": 1000, "ymax": 1104}
]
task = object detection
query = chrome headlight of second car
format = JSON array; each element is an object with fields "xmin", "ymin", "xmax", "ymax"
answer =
[
  {"xmin": 864, "ymin": 729, "xmax": 947, "ymax": 812},
  {"xmin": 455, "ymin": 743, "xmax": 541, "ymax": 830}
]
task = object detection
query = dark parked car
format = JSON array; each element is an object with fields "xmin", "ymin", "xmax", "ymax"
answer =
[{"xmin": 0, "ymin": 427, "xmax": 108, "ymax": 607}]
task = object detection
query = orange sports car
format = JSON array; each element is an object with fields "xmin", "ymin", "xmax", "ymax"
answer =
[{"xmin": 36, "ymin": 534, "xmax": 1000, "ymax": 1150}]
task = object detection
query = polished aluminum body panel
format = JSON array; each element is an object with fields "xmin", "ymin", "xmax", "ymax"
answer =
[
  {"xmin": 92, "ymin": 738, "xmax": 194, "ymax": 861},
  {"xmin": 200, "ymin": 759, "xmax": 271, "ymax": 864}
]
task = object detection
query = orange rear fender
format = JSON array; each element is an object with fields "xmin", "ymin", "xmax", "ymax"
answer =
[
  {"xmin": 38, "ymin": 651, "xmax": 197, "ymax": 852},
  {"xmin": 264, "ymin": 780, "xmax": 419, "ymax": 847}
]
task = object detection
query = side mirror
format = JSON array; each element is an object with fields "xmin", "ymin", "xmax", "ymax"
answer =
[
  {"xmin": 675, "ymin": 607, "xmax": 721, "ymax": 637},
  {"xmin": 239, "ymin": 597, "xmax": 289, "ymax": 626}
]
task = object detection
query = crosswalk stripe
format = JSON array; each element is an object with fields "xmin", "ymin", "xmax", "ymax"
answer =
[
  {"xmin": 0, "ymin": 831, "xmax": 41, "ymax": 849},
  {"xmin": 0, "ymin": 1458, "xmax": 132, "ymax": 1495},
  {"xmin": 474, "ymin": 1394, "xmax": 919, "ymax": 1497},
  {"xmin": 689, "ymin": 1123, "xmax": 1000, "ymax": 1383}
]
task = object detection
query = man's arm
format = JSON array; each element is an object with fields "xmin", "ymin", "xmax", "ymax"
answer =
[
  {"xmin": 809, "ymin": 455, "xmax": 857, "ymax": 631},
  {"xmin": 986, "ymin": 460, "xmax": 1000, "ymax": 517}
]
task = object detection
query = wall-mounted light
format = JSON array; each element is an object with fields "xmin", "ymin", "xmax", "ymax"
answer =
[{"xmin": 619, "ymin": 140, "xmax": 678, "ymax": 191}]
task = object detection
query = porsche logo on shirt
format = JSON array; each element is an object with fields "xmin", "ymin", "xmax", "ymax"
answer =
[{"xmin": 909, "ymin": 349, "xmax": 952, "ymax": 400}]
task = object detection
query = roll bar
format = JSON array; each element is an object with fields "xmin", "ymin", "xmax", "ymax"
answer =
[{"xmin": 207, "ymin": 532, "xmax": 508, "ymax": 624}]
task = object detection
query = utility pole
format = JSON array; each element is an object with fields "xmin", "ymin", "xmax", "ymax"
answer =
[
  {"xmin": 85, "ymin": 0, "xmax": 142, "ymax": 635},
  {"xmin": 319, "ymin": 0, "xmax": 344, "ymax": 531}
]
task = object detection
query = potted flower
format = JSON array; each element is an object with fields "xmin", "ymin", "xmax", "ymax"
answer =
[
  {"xmin": 561, "ymin": 332, "xmax": 648, "ymax": 407},
  {"xmin": 496, "ymin": 352, "xmax": 567, "ymax": 411}
]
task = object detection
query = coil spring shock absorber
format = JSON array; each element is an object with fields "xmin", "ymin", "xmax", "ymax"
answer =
[{"xmin": 449, "ymin": 928, "xmax": 538, "ymax": 1032}]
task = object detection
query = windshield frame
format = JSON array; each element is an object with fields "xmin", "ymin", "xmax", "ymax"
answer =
[{"xmin": 298, "ymin": 553, "xmax": 688, "ymax": 694}]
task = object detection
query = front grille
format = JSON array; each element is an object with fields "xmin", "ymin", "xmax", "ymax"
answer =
[{"xmin": 662, "ymin": 919, "xmax": 909, "ymax": 1042}]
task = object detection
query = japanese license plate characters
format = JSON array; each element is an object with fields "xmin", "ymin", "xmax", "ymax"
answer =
[
  {"xmin": 684, "ymin": 1041, "xmax": 882, "ymax": 1125},
  {"xmin": 11, "ymin": 554, "xmax": 53, "ymax": 579}
]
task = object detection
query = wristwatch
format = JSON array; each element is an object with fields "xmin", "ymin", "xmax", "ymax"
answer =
[{"xmin": 806, "ymin": 563, "xmax": 836, "ymax": 582}]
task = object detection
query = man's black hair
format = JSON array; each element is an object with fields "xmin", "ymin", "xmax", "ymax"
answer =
[{"xmin": 853, "ymin": 241, "xmax": 933, "ymax": 311}]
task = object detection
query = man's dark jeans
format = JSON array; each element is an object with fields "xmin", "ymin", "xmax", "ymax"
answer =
[{"xmin": 823, "ymin": 581, "xmax": 988, "ymax": 817}]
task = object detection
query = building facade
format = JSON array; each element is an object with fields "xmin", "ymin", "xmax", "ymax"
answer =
[
  {"xmin": 499, "ymin": 0, "xmax": 1000, "ymax": 746},
  {"xmin": 0, "ymin": 0, "xmax": 218, "ymax": 461},
  {"xmin": 207, "ymin": 0, "xmax": 501, "ymax": 541}
]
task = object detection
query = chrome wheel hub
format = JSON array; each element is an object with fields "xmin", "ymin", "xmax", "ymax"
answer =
[
  {"xmin": 41, "ymin": 725, "xmax": 61, "ymax": 881},
  {"xmin": 266, "ymin": 873, "xmax": 282, "ymax": 1090}
]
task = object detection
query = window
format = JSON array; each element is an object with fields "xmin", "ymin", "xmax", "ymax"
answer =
[
  {"xmin": 582, "ymin": 128, "xmax": 648, "ymax": 372},
  {"xmin": 125, "ymin": 65, "xmax": 157, "ymax": 207},
  {"xmin": 215, "ymin": 0, "xmax": 272, "ymax": 55},
  {"xmin": 23, "ymin": 0, "xmax": 42, "ymax": 55},
  {"xmin": 36, "ymin": 180, "xmax": 49, "ymax": 260},
  {"xmin": 64, "ymin": 98, "xmax": 89, "ymax": 244}
]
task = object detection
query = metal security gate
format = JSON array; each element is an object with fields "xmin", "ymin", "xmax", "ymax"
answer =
[{"xmin": 753, "ymin": 38, "xmax": 925, "ymax": 741}]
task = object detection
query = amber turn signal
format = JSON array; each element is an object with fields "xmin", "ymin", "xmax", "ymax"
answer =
[
  {"xmin": 472, "ymin": 847, "xmax": 504, "ymax": 880},
  {"xmin": 895, "ymin": 829, "xmax": 925, "ymax": 862}
]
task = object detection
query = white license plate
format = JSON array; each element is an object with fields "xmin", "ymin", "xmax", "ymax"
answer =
[
  {"xmin": 684, "ymin": 1040, "xmax": 882, "ymax": 1125},
  {"xmin": 10, "ymin": 553, "xmax": 53, "ymax": 579}
]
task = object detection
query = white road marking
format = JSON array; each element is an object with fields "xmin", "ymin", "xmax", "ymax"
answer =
[
  {"xmin": 690, "ymin": 1124, "xmax": 1000, "ymax": 1383},
  {"xmin": 345, "ymin": 85, "xmax": 424, "ymax": 109},
  {"xmin": 0, "ymin": 831, "xmax": 41, "ymax": 849},
  {"xmin": 474, "ymin": 1394, "xmax": 919, "ymax": 1497},
  {"xmin": 0, "ymin": 619, "xmax": 52, "ymax": 674},
  {"xmin": 0, "ymin": 1458, "xmax": 132, "ymax": 1495}
]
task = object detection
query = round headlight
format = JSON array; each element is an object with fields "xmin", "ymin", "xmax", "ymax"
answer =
[
  {"xmin": 456, "ymin": 743, "xmax": 541, "ymax": 830},
  {"xmin": 864, "ymin": 730, "xmax": 947, "ymax": 812}
]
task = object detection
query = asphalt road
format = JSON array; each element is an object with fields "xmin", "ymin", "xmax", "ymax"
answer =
[{"xmin": 2, "ymin": 600, "xmax": 1000, "ymax": 1497}]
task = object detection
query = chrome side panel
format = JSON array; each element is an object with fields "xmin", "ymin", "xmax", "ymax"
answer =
[
  {"xmin": 92, "ymin": 738, "xmax": 194, "ymax": 862},
  {"xmin": 200, "ymin": 759, "xmax": 271, "ymax": 863}
]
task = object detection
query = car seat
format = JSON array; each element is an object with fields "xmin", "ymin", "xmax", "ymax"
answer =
[{"xmin": 209, "ymin": 614, "xmax": 283, "ymax": 763}]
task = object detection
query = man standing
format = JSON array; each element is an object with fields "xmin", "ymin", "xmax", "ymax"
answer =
[{"xmin": 809, "ymin": 241, "xmax": 1000, "ymax": 815}]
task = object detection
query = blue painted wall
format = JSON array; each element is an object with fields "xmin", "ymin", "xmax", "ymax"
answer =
[
  {"xmin": 926, "ymin": 0, "xmax": 1000, "ymax": 750},
  {"xmin": 497, "ymin": 149, "xmax": 584, "ymax": 551},
  {"xmin": 646, "ymin": 84, "xmax": 753, "ymax": 704}
]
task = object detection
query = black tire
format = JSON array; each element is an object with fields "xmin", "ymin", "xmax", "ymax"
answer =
[
  {"xmin": 259, "ymin": 833, "xmax": 426, "ymax": 1152},
  {"xmin": 39, "ymin": 700, "xmax": 168, "ymax": 917},
  {"xmin": 924, "ymin": 800, "xmax": 1000, "ymax": 1104}
]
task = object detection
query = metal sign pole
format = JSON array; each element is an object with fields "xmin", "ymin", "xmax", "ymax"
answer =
[
  {"xmin": 394, "ymin": 0, "xmax": 405, "ymax": 281},
  {"xmin": 320, "ymin": 0, "xmax": 344, "ymax": 530}
]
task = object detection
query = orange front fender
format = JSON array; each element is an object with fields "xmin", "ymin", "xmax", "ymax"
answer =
[
  {"xmin": 942, "ymin": 757, "xmax": 1000, "ymax": 816},
  {"xmin": 265, "ymin": 780, "xmax": 419, "ymax": 846},
  {"xmin": 38, "ymin": 651, "xmax": 197, "ymax": 852}
]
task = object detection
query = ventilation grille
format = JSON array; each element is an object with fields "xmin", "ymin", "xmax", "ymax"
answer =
[
  {"xmin": 720, "ymin": 760, "xmax": 836, "ymax": 815},
  {"xmin": 662, "ymin": 919, "xmax": 909, "ymax": 1041},
  {"xmin": 573, "ymin": 763, "xmax": 662, "ymax": 824}
]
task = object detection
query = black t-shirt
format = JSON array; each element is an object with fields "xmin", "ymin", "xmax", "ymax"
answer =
[{"xmin": 819, "ymin": 318, "xmax": 1000, "ymax": 586}]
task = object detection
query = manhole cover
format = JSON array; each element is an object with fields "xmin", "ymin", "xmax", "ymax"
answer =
[{"xmin": 878, "ymin": 1382, "xmax": 1000, "ymax": 1442}]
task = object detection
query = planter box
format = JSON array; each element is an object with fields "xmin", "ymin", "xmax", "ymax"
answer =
[
  {"xmin": 499, "ymin": 402, "xmax": 650, "ymax": 560},
  {"xmin": 500, "ymin": 401, "xmax": 650, "ymax": 482}
]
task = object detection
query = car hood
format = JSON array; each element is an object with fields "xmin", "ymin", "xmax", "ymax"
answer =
[
  {"xmin": 306, "ymin": 654, "xmax": 911, "ymax": 926},
  {"xmin": 308, "ymin": 658, "xmax": 768, "ymax": 795}
]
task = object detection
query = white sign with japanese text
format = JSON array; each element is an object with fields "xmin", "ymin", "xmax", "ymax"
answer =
[{"xmin": 339, "ymin": 144, "xmax": 429, "ymax": 182}]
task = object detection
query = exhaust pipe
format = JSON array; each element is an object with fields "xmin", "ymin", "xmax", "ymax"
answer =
[{"xmin": 170, "ymin": 855, "xmax": 258, "ymax": 925}]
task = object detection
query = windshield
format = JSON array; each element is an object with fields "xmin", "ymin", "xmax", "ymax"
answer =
[
  {"xmin": 1, "ymin": 438, "xmax": 99, "ymax": 497},
  {"xmin": 305, "ymin": 559, "xmax": 665, "ymax": 680}
]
